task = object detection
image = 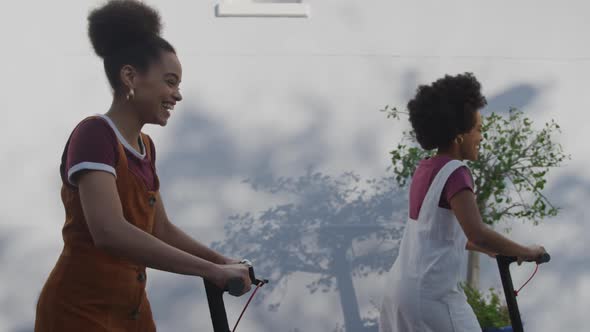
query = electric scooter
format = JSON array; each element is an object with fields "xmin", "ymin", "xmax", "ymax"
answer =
[
  {"xmin": 204, "ymin": 259, "xmax": 269, "ymax": 332},
  {"xmin": 496, "ymin": 253, "xmax": 551, "ymax": 332}
]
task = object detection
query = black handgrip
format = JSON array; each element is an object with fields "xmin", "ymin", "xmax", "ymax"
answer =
[{"xmin": 227, "ymin": 277, "xmax": 246, "ymax": 296}]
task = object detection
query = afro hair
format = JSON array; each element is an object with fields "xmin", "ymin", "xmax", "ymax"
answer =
[{"xmin": 408, "ymin": 72, "xmax": 487, "ymax": 150}]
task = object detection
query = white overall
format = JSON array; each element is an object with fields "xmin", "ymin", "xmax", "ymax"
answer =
[{"xmin": 379, "ymin": 160, "xmax": 481, "ymax": 332}]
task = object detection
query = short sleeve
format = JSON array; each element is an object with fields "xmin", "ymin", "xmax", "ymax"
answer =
[
  {"xmin": 65, "ymin": 118, "xmax": 118, "ymax": 186},
  {"xmin": 442, "ymin": 166, "xmax": 474, "ymax": 205}
]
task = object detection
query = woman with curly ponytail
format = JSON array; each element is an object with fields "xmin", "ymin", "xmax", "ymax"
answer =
[{"xmin": 35, "ymin": 1, "xmax": 251, "ymax": 331}]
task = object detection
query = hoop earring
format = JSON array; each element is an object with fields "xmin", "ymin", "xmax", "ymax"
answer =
[
  {"xmin": 126, "ymin": 88, "xmax": 135, "ymax": 101},
  {"xmin": 455, "ymin": 136, "xmax": 464, "ymax": 145}
]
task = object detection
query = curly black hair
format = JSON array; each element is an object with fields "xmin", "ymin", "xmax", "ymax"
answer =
[
  {"xmin": 408, "ymin": 72, "xmax": 487, "ymax": 150},
  {"xmin": 88, "ymin": 0, "xmax": 175, "ymax": 92}
]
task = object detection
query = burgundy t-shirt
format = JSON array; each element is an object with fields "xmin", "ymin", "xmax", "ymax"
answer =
[
  {"xmin": 60, "ymin": 115, "xmax": 158, "ymax": 191},
  {"xmin": 409, "ymin": 155, "xmax": 473, "ymax": 220}
]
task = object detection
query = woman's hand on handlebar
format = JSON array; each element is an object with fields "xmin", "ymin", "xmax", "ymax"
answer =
[
  {"xmin": 518, "ymin": 245, "xmax": 547, "ymax": 265},
  {"xmin": 213, "ymin": 264, "xmax": 252, "ymax": 296}
]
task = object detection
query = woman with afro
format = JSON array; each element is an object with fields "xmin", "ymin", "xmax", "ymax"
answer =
[
  {"xmin": 35, "ymin": 1, "xmax": 251, "ymax": 331},
  {"xmin": 379, "ymin": 73, "xmax": 547, "ymax": 332}
]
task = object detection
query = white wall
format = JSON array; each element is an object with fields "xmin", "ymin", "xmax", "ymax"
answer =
[{"xmin": 0, "ymin": 1, "xmax": 588, "ymax": 331}]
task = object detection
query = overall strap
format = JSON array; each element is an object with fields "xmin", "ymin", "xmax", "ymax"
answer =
[{"xmin": 417, "ymin": 159, "xmax": 467, "ymax": 222}]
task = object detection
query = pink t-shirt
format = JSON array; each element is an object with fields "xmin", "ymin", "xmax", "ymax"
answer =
[
  {"xmin": 409, "ymin": 155, "xmax": 473, "ymax": 220},
  {"xmin": 59, "ymin": 115, "xmax": 158, "ymax": 191}
]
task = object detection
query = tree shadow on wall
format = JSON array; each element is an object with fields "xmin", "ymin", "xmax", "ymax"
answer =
[{"xmin": 213, "ymin": 168, "xmax": 408, "ymax": 332}]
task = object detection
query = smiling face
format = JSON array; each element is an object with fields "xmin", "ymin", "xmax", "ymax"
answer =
[
  {"xmin": 457, "ymin": 111, "xmax": 483, "ymax": 161},
  {"xmin": 127, "ymin": 51, "xmax": 183, "ymax": 126}
]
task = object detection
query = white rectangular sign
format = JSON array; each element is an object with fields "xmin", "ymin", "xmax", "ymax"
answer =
[{"xmin": 216, "ymin": 1, "xmax": 310, "ymax": 18}]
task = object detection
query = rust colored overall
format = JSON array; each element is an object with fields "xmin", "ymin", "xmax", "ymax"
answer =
[{"xmin": 35, "ymin": 128, "xmax": 160, "ymax": 332}]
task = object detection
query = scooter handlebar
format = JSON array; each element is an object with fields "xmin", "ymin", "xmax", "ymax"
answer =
[{"xmin": 497, "ymin": 252, "xmax": 551, "ymax": 265}]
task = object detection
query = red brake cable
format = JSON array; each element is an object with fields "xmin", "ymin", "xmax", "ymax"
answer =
[
  {"xmin": 513, "ymin": 263, "xmax": 540, "ymax": 297},
  {"xmin": 232, "ymin": 281, "xmax": 265, "ymax": 332}
]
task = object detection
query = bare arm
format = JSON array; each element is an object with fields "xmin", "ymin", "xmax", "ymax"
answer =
[
  {"xmin": 78, "ymin": 171, "xmax": 223, "ymax": 281},
  {"xmin": 151, "ymin": 192, "xmax": 234, "ymax": 265},
  {"xmin": 466, "ymin": 240, "xmax": 496, "ymax": 258},
  {"xmin": 450, "ymin": 190, "xmax": 542, "ymax": 259}
]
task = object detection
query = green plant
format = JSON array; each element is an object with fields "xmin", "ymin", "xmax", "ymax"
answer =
[{"xmin": 461, "ymin": 283, "xmax": 511, "ymax": 328}]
